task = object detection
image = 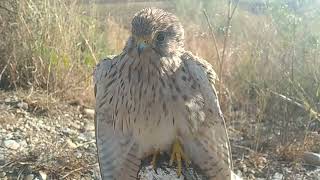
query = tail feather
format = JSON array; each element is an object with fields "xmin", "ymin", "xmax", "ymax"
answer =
[{"xmin": 182, "ymin": 126, "xmax": 233, "ymax": 180}]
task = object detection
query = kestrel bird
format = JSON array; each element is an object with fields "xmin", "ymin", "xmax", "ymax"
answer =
[{"xmin": 94, "ymin": 8, "xmax": 240, "ymax": 180}]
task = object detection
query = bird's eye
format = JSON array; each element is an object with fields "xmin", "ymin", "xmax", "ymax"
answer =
[{"xmin": 156, "ymin": 32, "xmax": 165, "ymax": 42}]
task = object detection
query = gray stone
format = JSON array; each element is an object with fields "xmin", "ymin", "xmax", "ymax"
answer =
[
  {"xmin": 78, "ymin": 133, "xmax": 88, "ymax": 141},
  {"xmin": 83, "ymin": 108, "xmax": 94, "ymax": 119},
  {"xmin": 20, "ymin": 140, "xmax": 28, "ymax": 148},
  {"xmin": 4, "ymin": 139, "xmax": 20, "ymax": 150},
  {"xmin": 17, "ymin": 101, "xmax": 28, "ymax": 110},
  {"xmin": 272, "ymin": 172, "xmax": 284, "ymax": 180},
  {"xmin": 39, "ymin": 171, "xmax": 47, "ymax": 180},
  {"xmin": 23, "ymin": 174, "xmax": 34, "ymax": 180},
  {"xmin": 66, "ymin": 139, "xmax": 77, "ymax": 149},
  {"xmin": 0, "ymin": 172, "xmax": 6, "ymax": 178},
  {"xmin": 303, "ymin": 152, "xmax": 320, "ymax": 166}
]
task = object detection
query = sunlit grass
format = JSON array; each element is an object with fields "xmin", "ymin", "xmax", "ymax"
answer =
[{"xmin": 1, "ymin": 0, "xmax": 320, "ymax": 162}]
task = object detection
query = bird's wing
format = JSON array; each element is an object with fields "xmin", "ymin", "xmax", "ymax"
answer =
[
  {"xmin": 93, "ymin": 57, "xmax": 114, "ymax": 97},
  {"xmin": 181, "ymin": 52, "xmax": 235, "ymax": 180},
  {"xmin": 94, "ymin": 56, "xmax": 141, "ymax": 180}
]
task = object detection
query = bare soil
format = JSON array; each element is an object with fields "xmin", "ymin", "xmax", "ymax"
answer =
[{"xmin": 0, "ymin": 90, "xmax": 319, "ymax": 180}]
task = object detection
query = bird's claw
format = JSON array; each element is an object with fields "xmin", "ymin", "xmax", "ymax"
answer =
[
  {"xmin": 169, "ymin": 139, "xmax": 191, "ymax": 177},
  {"xmin": 151, "ymin": 149, "xmax": 159, "ymax": 170}
]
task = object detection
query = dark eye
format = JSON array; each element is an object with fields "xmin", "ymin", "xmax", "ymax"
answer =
[{"xmin": 156, "ymin": 32, "xmax": 165, "ymax": 42}]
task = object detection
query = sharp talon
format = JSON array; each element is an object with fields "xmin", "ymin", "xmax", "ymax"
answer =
[
  {"xmin": 185, "ymin": 159, "xmax": 191, "ymax": 168},
  {"xmin": 170, "ymin": 138, "xmax": 190, "ymax": 177},
  {"xmin": 151, "ymin": 149, "xmax": 159, "ymax": 170}
]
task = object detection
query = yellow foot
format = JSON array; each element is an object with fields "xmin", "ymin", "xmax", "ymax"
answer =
[
  {"xmin": 151, "ymin": 149, "xmax": 160, "ymax": 170},
  {"xmin": 169, "ymin": 139, "xmax": 191, "ymax": 177}
]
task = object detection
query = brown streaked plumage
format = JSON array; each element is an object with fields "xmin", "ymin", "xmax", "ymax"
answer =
[{"xmin": 94, "ymin": 8, "xmax": 240, "ymax": 180}]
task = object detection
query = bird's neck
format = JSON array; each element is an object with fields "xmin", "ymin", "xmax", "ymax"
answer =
[{"xmin": 137, "ymin": 53, "xmax": 183, "ymax": 78}]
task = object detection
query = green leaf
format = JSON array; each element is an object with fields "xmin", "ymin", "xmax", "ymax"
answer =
[
  {"xmin": 50, "ymin": 49, "xmax": 59, "ymax": 66},
  {"xmin": 84, "ymin": 54, "xmax": 95, "ymax": 67},
  {"xmin": 62, "ymin": 54, "xmax": 70, "ymax": 68}
]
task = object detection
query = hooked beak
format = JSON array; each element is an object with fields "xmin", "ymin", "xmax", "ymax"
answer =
[{"xmin": 137, "ymin": 38, "xmax": 149, "ymax": 56}]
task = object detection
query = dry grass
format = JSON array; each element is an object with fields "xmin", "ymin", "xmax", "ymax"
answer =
[{"xmin": 1, "ymin": 0, "xmax": 320, "ymax": 176}]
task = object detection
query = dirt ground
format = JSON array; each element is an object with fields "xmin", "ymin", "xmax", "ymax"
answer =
[{"xmin": 0, "ymin": 90, "xmax": 319, "ymax": 180}]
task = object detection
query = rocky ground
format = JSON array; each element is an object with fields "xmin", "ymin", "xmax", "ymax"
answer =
[
  {"xmin": 0, "ymin": 90, "xmax": 98, "ymax": 180},
  {"xmin": 0, "ymin": 90, "xmax": 320, "ymax": 180}
]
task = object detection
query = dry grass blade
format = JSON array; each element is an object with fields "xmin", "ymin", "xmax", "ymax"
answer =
[
  {"xmin": 81, "ymin": 32, "xmax": 98, "ymax": 64},
  {"xmin": 61, "ymin": 163, "xmax": 98, "ymax": 179},
  {"xmin": 202, "ymin": 9, "xmax": 221, "ymax": 65},
  {"xmin": 202, "ymin": 0, "xmax": 239, "ymax": 102}
]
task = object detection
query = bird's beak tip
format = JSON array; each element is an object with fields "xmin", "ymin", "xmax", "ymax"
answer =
[{"xmin": 137, "ymin": 43, "xmax": 147, "ymax": 56}]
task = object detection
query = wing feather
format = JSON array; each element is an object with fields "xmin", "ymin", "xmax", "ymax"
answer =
[
  {"xmin": 181, "ymin": 52, "xmax": 235, "ymax": 180},
  {"xmin": 94, "ymin": 56, "xmax": 141, "ymax": 180}
]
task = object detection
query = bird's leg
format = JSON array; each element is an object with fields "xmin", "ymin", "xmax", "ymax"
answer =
[
  {"xmin": 151, "ymin": 149, "xmax": 160, "ymax": 170},
  {"xmin": 169, "ymin": 138, "xmax": 191, "ymax": 177}
]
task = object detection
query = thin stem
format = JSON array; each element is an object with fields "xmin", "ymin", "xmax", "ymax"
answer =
[
  {"xmin": 81, "ymin": 32, "xmax": 98, "ymax": 64},
  {"xmin": 202, "ymin": 9, "xmax": 222, "ymax": 65}
]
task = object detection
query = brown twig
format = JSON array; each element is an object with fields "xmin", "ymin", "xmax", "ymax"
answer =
[
  {"xmin": 232, "ymin": 144, "xmax": 255, "ymax": 153},
  {"xmin": 248, "ymin": 81, "xmax": 320, "ymax": 120},
  {"xmin": 0, "ymin": 160, "xmax": 16, "ymax": 169},
  {"xmin": 202, "ymin": 9, "xmax": 222, "ymax": 65},
  {"xmin": 61, "ymin": 163, "xmax": 98, "ymax": 179},
  {"xmin": 203, "ymin": 0, "xmax": 239, "ymax": 101},
  {"xmin": 221, "ymin": 0, "xmax": 239, "ymax": 63},
  {"xmin": 219, "ymin": 0, "xmax": 239, "ymax": 99},
  {"xmin": 0, "ymin": 64, "xmax": 8, "ymax": 81},
  {"xmin": 80, "ymin": 32, "xmax": 98, "ymax": 64}
]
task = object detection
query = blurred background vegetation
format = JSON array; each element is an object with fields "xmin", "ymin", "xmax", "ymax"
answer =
[{"xmin": 1, "ymin": 0, "xmax": 320, "ymax": 174}]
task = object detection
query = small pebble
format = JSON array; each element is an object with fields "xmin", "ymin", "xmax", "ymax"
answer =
[
  {"xmin": 66, "ymin": 139, "xmax": 77, "ymax": 149},
  {"xmin": 24, "ymin": 174, "xmax": 34, "ymax": 180},
  {"xmin": 4, "ymin": 140, "xmax": 20, "ymax": 150},
  {"xmin": 303, "ymin": 152, "xmax": 320, "ymax": 166},
  {"xmin": 273, "ymin": 172, "xmax": 284, "ymax": 180},
  {"xmin": 39, "ymin": 171, "xmax": 47, "ymax": 180},
  {"xmin": 0, "ymin": 172, "xmax": 6, "ymax": 178}
]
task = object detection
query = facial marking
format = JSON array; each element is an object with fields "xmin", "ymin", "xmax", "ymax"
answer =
[{"xmin": 129, "ymin": 8, "xmax": 184, "ymax": 56}]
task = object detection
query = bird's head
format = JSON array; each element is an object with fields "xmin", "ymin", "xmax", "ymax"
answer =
[{"xmin": 127, "ymin": 8, "xmax": 184, "ymax": 57}]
